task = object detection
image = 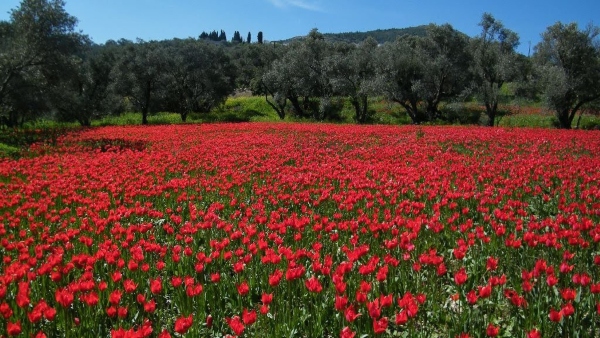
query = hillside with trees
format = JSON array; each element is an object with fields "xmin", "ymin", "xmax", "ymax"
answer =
[
  {"xmin": 1, "ymin": 0, "xmax": 599, "ymax": 129},
  {"xmin": 277, "ymin": 26, "xmax": 428, "ymax": 44}
]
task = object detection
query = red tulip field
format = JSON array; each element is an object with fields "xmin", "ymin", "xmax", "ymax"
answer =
[{"xmin": 1, "ymin": 123, "xmax": 599, "ymax": 337}]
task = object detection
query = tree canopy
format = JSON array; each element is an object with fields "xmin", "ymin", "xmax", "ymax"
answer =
[
  {"xmin": 1, "ymin": 0, "xmax": 598, "ymax": 129},
  {"xmin": 534, "ymin": 22, "xmax": 600, "ymax": 129},
  {"xmin": 470, "ymin": 13, "xmax": 521, "ymax": 126},
  {"xmin": 0, "ymin": 0, "xmax": 87, "ymax": 127}
]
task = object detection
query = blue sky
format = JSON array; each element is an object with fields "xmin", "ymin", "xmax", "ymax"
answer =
[{"xmin": 1, "ymin": 0, "xmax": 598, "ymax": 55}]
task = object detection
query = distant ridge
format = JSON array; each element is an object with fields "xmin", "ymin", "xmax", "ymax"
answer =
[{"xmin": 277, "ymin": 26, "xmax": 428, "ymax": 44}]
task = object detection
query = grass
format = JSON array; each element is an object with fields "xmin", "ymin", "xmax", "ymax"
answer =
[
  {"xmin": 497, "ymin": 112, "xmax": 600, "ymax": 129},
  {"xmin": 0, "ymin": 142, "xmax": 20, "ymax": 159},
  {"xmin": 1, "ymin": 97, "xmax": 598, "ymax": 159}
]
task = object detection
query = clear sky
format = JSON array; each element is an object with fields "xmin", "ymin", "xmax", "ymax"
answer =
[{"xmin": 1, "ymin": 0, "xmax": 598, "ymax": 55}]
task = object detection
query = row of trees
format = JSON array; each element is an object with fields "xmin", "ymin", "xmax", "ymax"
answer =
[
  {"xmin": 198, "ymin": 30, "xmax": 263, "ymax": 44},
  {"xmin": 261, "ymin": 17, "xmax": 600, "ymax": 128},
  {"xmin": 198, "ymin": 30, "xmax": 227, "ymax": 42},
  {"xmin": 1, "ymin": 0, "xmax": 599, "ymax": 129},
  {"xmin": 0, "ymin": 0, "xmax": 241, "ymax": 126}
]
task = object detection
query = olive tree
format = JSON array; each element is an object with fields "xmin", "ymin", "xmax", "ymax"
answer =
[
  {"xmin": 373, "ymin": 37, "xmax": 427, "ymax": 124},
  {"xmin": 111, "ymin": 40, "xmax": 169, "ymax": 125},
  {"xmin": 372, "ymin": 24, "xmax": 471, "ymax": 124},
  {"xmin": 0, "ymin": 0, "xmax": 87, "ymax": 127},
  {"xmin": 470, "ymin": 13, "xmax": 520, "ymax": 126},
  {"xmin": 261, "ymin": 29, "xmax": 333, "ymax": 119},
  {"xmin": 50, "ymin": 43, "xmax": 123, "ymax": 126},
  {"xmin": 534, "ymin": 22, "xmax": 600, "ymax": 129},
  {"xmin": 161, "ymin": 39, "xmax": 236, "ymax": 121},
  {"xmin": 414, "ymin": 24, "xmax": 471, "ymax": 121}
]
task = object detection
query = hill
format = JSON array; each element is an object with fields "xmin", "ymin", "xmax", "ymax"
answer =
[{"xmin": 277, "ymin": 26, "xmax": 428, "ymax": 44}]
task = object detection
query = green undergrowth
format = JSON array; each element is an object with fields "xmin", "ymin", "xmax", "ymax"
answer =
[{"xmin": 1, "ymin": 97, "xmax": 598, "ymax": 158}]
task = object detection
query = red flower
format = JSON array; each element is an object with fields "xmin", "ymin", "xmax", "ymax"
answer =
[
  {"xmin": 109, "ymin": 290, "xmax": 122, "ymax": 305},
  {"xmin": 549, "ymin": 308, "xmax": 562, "ymax": 322},
  {"xmin": 150, "ymin": 278, "xmax": 162, "ymax": 294},
  {"xmin": 466, "ymin": 290, "xmax": 478, "ymax": 305},
  {"xmin": 261, "ymin": 293, "xmax": 273, "ymax": 304},
  {"xmin": 111, "ymin": 271, "xmax": 122, "ymax": 283},
  {"xmin": 335, "ymin": 295, "xmax": 348, "ymax": 311},
  {"xmin": 561, "ymin": 302, "xmax": 574, "ymax": 317},
  {"xmin": 226, "ymin": 315, "xmax": 245, "ymax": 335},
  {"xmin": 16, "ymin": 281, "xmax": 30, "ymax": 308},
  {"xmin": 242, "ymin": 308, "xmax": 257, "ymax": 325},
  {"xmin": 44, "ymin": 307, "xmax": 56, "ymax": 321},
  {"xmin": 28, "ymin": 307, "xmax": 43, "ymax": 323},
  {"xmin": 106, "ymin": 306, "xmax": 117, "ymax": 317},
  {"xmin": 123, "ymin": 279, "xmax": 137, "ymax": 293},
  {"xmin": 367, "ymin": 299, "xmax": 381, "ymax": 318},
  {"xmin": 526, "ymin": 328, "xmax": 541, "ymax": 338},
  {"xmin": 376, "ymin": 265, "xmax": 388, "ymax": 281},
  {"xmin": 144, "ymin": 299, "xmax": 156, "ymax": 313},
  {"xmin": 117, "ymin": 306, "xmax": 128, "ymax": 318},
  {"xmin": 7, "ymin": 321, "xmax": 21, "ymax": 336},
  {"xmin": 237, "ymin": 281, "xmax": 249, "ymax": 296},
  {"xmin": 269, "ymin": 269, "xmax": 283, "ymax": 287},
  {"xmin": 344, "ymin": 305, "xmax": 361, "ymax": 322},
  {"xmin": 340, "ymin": 326, "xmax": 356, "ymax": 338},
  {"xmin": 560, "ymin": 288, "xmax": 577, "ymax": 301},
  {"xmin": 55, "ymin": 288, "xmax": 74, "ymax": 308},
  {"xmin": 478, "ymin": 284, "xmax": 492, "ymax": 298},
  {"xmin": 305, "ymin": 276, "xmax": 323, "ymax": 293},
  {"xmin": 372, "ymin": 317, "xmax": 388, "ymax": 334},
  {"xmin": 174, "ymin": 314, "xmax": 193, "ymax": 334},
  {"xmin": 437, "ymin": 263, "xmax": 448, "ymax": 276},
  {"xmin": 395, "ymin": 310, "xmax": 408, "ymax": 325},
  {"xmin": 158, "ymin": 329, "xmax": 172, "ymax": 338},
  {"xmin": 171, "ymin": 276, "xmax": 183, "ymax": 288},
  {"xmin": 546, "ymin": 274, "xmax": 558, "ymax": 287},
  {"xmin": 454, "ymin": 268, "xmax": 468, "ymax": 286},
  {"xmin": 486, "ymin": 323, "xmax": 499, "ymax": 337},
  {"xmin": 380, "ymin": 294, "xmax": 394, "ymax": 307},
  {"xmin": 486, "ymin": 257, "xmax": 498, "ymax": 271}
]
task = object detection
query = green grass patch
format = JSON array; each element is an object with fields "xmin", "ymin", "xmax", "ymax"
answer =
[
  {"xmin": 93, "ymin": 112, "xmax": 188, "ymax": 126},
  {"xmin": 7, "ymin": 96, "xmax": 600, "ymax": 130},
  {"xmin": 0, "ymin": 142, "xmax": 21, "ymax": 159},
  {"xmin": 498, "ymin": 112, "xmax": 600, "ymax": 129}
]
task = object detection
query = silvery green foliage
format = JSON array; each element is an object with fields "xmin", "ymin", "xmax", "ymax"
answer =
[
  {"xmin": 261, "ymin": 29, "xmax": 333, "ymax": 120},
  {"xmin": 161, "ymin": 40, "xmax": 236, "ymax": 121},
  {"xmin": 110, "ymin": 40, "xmax": 170, "ymax": 125},
  {"xmin": 325, "ymin": 37, "xmax": 377, "ymax": 123},
  {"xmin": 372, "ymin": 36, "xmax": 425, "ymax": 124},
  {"xmin": 470, "ymin": 13, "xmax": 520, "ymax": 126},
  {"xmin": 50, "ymin": 44, "xmax": 124, "ymax": 126},
  {"xmin": 0, "ymin": 0, "xmax": 87, "ymax": 126},
  {"xmin": 371, "ymin": 24, "xmax": 471, "ymax": 124},
  {"xmin": 413, "ymin": 24, "xmax": 471, "ymax": 121},
  {"xmin": 534, "ymin": 22, "xmax": 600, "ymax": 129}
]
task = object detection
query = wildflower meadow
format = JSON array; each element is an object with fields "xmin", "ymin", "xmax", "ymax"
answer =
[{"xmin": 1, "ymin": 123, "xmax": 599, "ymax": 337}]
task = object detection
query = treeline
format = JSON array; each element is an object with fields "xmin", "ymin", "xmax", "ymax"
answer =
[
  {"xmin": 1, "ymin": 0, "xmax": 600, "ymax": 129},
  {"xmin": 198, "ymin": 30, "xmax": 262, "ymax": 44},
  {"xmin": 279, "ymin": 26, "xmax": 428, "ymax": 45}
]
